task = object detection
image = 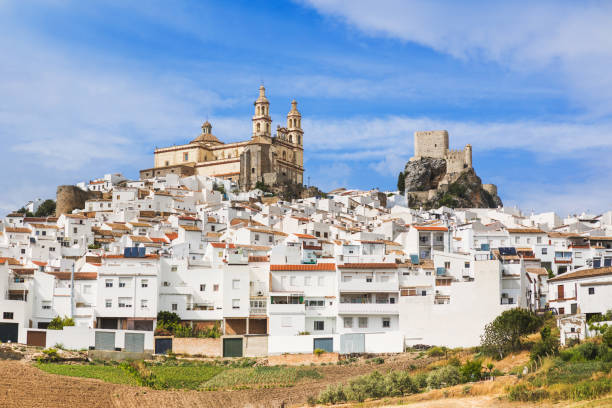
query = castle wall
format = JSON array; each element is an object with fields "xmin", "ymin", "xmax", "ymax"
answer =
[
  {"xmin": 56, "ymin": 185, "xmax": 102, "ymax": 215},
  {"xmin": 445, "ymin": 149, "xmax": 469, "ymax": 173},
  {"xmin": 414, "ymin": 130, "xmax": 448, "ymax": 159}
]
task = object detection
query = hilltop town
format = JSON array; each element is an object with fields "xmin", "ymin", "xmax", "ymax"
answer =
[{"xmin": 1, "ymin": 91, "xmax": 610, "ymax": 355}]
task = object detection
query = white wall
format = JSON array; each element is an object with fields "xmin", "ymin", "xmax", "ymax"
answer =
[{"xmin": 268, "ymin": 334, "xmax": 340, "ymax": 355}]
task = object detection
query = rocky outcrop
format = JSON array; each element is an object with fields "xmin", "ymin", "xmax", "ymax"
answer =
[
  {"xmin": 404, "ymin": 158, "xmax": 502, "ymax": 209},
  {"xmin": 404, "ymin": 158, "xmax": 447, "ymax": 192},
  {"xmin": 56, "ymin": 185, "xmax": 102, "ymax": 215}
]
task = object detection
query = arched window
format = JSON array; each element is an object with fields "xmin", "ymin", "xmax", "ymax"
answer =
[
  {"xmin": 266, "ymin": 123, "xmax": 270, "ymax": 133},
  {"xmin": 257, "ymin": 123, "xmax": 261, "ymax": 132},
  {"xmin": 297, "ymin": 135, "xmax": 301, "ymax": 145},
  {"xmin": 289, "ymin": 135, "xmax": 293, "ymax": 143},
  {"xmin": 282, "ymin": 151, "xmax": 286, "ymax": 160}
]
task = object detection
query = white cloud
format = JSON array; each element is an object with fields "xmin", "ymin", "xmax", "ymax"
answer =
[{"xmin": 301, "ymin": 0, "xmax": 612, "ymax": 115}]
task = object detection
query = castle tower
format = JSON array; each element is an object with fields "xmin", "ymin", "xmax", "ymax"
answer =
[
  {"xmin": 413, "ymin": 130, "xmax": 449, "ymax": 160},
  {"xmin": 464, "ymin": 144, "xmax": 472, "ymax": 168},
  {"xmin": 286, "ymin": 100, "xmax": 303, "ymax": 146},
  {"xmin": 252, "ymin": 85, "xmax": 272, "ymax": 139}
]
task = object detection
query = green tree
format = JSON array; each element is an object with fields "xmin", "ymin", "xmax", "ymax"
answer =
[
  {"xmin": 47, "ymin": 316, "xmax": 75, "ymax": 330},
  {"xmin": 16, "ymin": 207, "xmax": 34, "ymax": 217},
  {"xmin": 480, "ymin": 309, "xmax": 543, "ymax": 359},
  {"xmin": 34, "ymin": 199, "xmax": 56, "ymax": 217},
  {"xmin": 157, "ymin": 311, "xmax": 181, "ymax": 326},
  {"xmin": 397, "ymin": 171, "xmax": 405, "ymax": 195}
]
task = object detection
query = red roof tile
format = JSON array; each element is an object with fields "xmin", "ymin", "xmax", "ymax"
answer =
[
  {"xmin": 338, "ymin": 263, "xmax": 398, "ymax": 269},
  {"xmin": 270, "ymin": 263, "xmax": 336, "ymax": 271}
]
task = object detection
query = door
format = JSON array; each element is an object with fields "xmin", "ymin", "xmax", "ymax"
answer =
[
  {"xmin": 223, "ymin": 338, "xmax": 243, "ymax": 357},
  {"xmin": 155, "ymin": 338, "xmax": 172, "ymax": 355},
  {"xmin": 341, "ymin": 333, "xmax": 364, "ymax": 354},
  {"xmin": 95, "ymin": 331, "xmax": 116, "ymax": 351},
  {"xmin": 314, "ymin": 337, "xmax": 333, "ymax": 353},
  {"xmin": 27, "ymin": 330, "xmax": 46, "ymax": 347},
  {"xmin": 124, "ymin": 333, "xmax": 145, "ymax": 353},
  {"xmin": 0, "ymin": 323, "xmax": 18, "ymax": 343},
  {"xmin": 557, "ymin": 284, "xmax": 564, "ymax": 299}
]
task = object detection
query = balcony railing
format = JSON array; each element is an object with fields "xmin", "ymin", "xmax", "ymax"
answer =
[
  {"xmin": 268, "ymin": 303, "xmax": 305, "ymax": 314},
  {"xmin": 339, "ymin": 280, "xmax": 398, "ymax": 292},
  {"xmin": 337, "ymin": 302, "xmax": 398, "ymax": 314}
]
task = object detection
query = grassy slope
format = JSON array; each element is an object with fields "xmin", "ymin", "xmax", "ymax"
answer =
[{"xmin": 36, "ymin": 363, "xmax": 139, "ymax": 386}]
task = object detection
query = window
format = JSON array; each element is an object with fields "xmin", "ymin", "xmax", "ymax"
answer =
[
  {"xmin": 232, "ymin": 279, "xmax": 240, "ymax": 289},
  {"xmin": 421, "ymin": 290, "xmax": 427, "ymax": 296},
  {"xmin": 314, "ymin": 321, "xmax": 324, "ymax": 331},
  {"xmin": 200, "ymin": 284, "xmax": 206, "ymax": 291},
  {"xmin": 281, "ymin": 317, "xmax": 292, "ymax": 327},
  {"xmin": 171, "ymin": 303, "xmax": 178, "ymax": 311},
  {"xmin": 105, "ymin": 299, "xmax": 112, "ymax": 308},
  {"xmin": 366, "ymin": 276, "xmax": 373, "ymax": 283},
  {"xmin": 119, "ymin": 281, "xmax": 126, "ymax": 288},
  {"xmin": 589, "ymin": 287, "xmax": 595, "ymax": 295},
  {"xmin": 382, "ymin": 318, "xmax": 391, "ymax": 328},
  {"xmin": 304, "ymin": 276, "xmax": 311, "ymax": 286},
  {"xmin": 268, "ymin": 235, "xmax": 273, "ymax": 243},
  {"xmin": 541, "ymin": 248, "xmax": 548, "ymax": 255},
  {"xmin": 358, "ymin": 317, "xmax": 368, "ymax": 328},
  {"xmin": 3, "ymin": 312, "xmax": 13, "ymax": 319},
  {"xmin": 537, "ymin": 236, "xmax": 542, "ymax": 244},
  {"xmin": 232, "ymin": 299, "xmax": 240, "ymax": 309},
  {"xmin": 464, "ymin": 262, "xmax": 470, "ymax": 269},
  {"xmin": 105, "ymin": 279, "xmax": 113, "ymax": 288},
  {"xmin": 444, "ymin": 261, "xmax": 451, "ymax": 269},
  {"xmin": 141, "ymin": 279, "xmax": 148, "ymax": 288},
  {"xmin": 118, "ymin": 298, "xmax": 132, "ymax": 308},
  {"xmin": 342, "ymin": 275, "xmax": 352, "ymax": 282},
  {"xmin": 141, "ymin": 299, "xmax": 148, "ymax": 308},
  {"xmin": 213, "ymin": 284, "xmax": 219, "ymax": 291},
  {"xmin": 42, "ymin": 302, "xmax": 51, "ymax": 310},
  {"xmin": 559, "ymin": 307, "xmax": 565, "ymax": 315},
  {"xmin": 344, "ymin": 317, "xmax": 353, "ymax": 328},
  {"xmin": 515, "ymin": 236, "xmax": 520, "ymax": 244},
  {"xmin": 20, "ymin": 248, "xmax": 25, "ymax": 254},
  {"xmin": 576, "ymin": 252, "xmax": 582, "ymax": 258},
  {"xmin": 183, "ymin": 152, "xmax": 189, "ymax": 161},
  {"xmin": 171, "ymin": 265, "xmax": 178, "ymax": 272},
  {"xmin": 50, "ymin": 247, "xmax": 55, "ymax": 252}
]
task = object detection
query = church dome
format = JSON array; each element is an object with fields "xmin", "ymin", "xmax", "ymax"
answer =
[{"xmin": 191, "ymin": 121, "xmax": 223, "ymax": 145}]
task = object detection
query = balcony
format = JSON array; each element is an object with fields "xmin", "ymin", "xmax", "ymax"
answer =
[
  {"xmin": 268, "ymin": 303, "xmax": 305, "ymax": 314},
  {"xmin": 339, "ymin": 279, "xmax": 398, "ymax": 293},
  {"xmin": 337, "ymin": 302, "xmax": 398, "ymax": 315},
  {"xmin": 186, "ymin": 302, "xmax": 215, "ymax": 311}
]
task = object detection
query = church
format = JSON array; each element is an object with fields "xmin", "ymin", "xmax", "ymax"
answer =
[{"xmin": 140, "ymin": 86, "xmax": 304, "ymax": 191}]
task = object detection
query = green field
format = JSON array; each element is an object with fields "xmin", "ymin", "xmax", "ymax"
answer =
[
  {"xmin": 36, "ymin": 363, "xmax": 139, "ymax": 386},
  {"xmin": 202, "ymin": 366, "xmax": 322, "ymax": 390},
  {"xmin": 36, "ymin": 361, "xmax": 321, "ymax": 391}
]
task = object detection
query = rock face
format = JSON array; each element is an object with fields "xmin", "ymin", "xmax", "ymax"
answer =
[{"xmin": 404, "ymin": 158, "xmax": 502, "ymax": 209}]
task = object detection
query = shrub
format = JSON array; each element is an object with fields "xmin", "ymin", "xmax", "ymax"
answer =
[
  {"xmin": 38, "ymin": 348, "xmax": 60, "ymax": 363},
  {"xmin": 426, "ymin": 346, "xmax": 446, "ymax": 357},
  {"xmin": 47, "ymin": 316, "xmax": 75, "ymax": 330},
  {"xmin": 480, "ymin": 309, "xmax": 543, "ymax": 359},
  {"xmin": 603, "ymin": 326, "xmax": 612, "ymax": 348},
  {"xmin": 345, "ymin": 371, "xmax": 387, "ymax": 402},
  {"xmin": 507, "ymin": 384, "xmax": 549, "ymax": 402},
  {"xmin": 313, "ymin": 348, "xmax": 325, "ymax": 356},
  {"xmin": 414, "ymin": 372, "xmax": 428, "ymax": 389},
  {"xmin": 318, "ymin": 384, "xmax": 347, "ymax": 404},
  {"xmin": 427, "ymin": 365, "xmax": 461, "ymax": 389},
  {"xmin": 530, "ymin": 328, "xmax": 559, "ymax": 361},
  {"xmin": 460, "ymin": 359, "xmax": 482, "ymax": 383},
  {"xmin": 367, "ymin": 356, "xmax": 385, "ymax": 364},
  {"xmin": 384, "ymin": 370, "xmax": 418, "ymax": 396}
]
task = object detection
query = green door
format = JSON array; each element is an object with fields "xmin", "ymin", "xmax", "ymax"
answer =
[{"xmin": 223, "ymin": 338, "xmax": 243, "ymax": 357}]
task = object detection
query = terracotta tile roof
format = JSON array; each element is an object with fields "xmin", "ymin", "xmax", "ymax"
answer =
[
  {"xmin": 270, "ymin": 263, "xmax": 336, "ymax": 271},
  {"xmin": 211, "ymin": 242, "xmax": 236, "ymax": 249},
  {"xmin": 102, "ymin": 254, "xmax": 160, "ymax": 260},
  {"xmin": 249, "ymin": 256, "xmax": 270, "ymax": 263},
  {"xmin": 129, "ymin": 235, "xmax": 153, "ymax": 243},
  {"xmin": 338, "ymin": 263, "xmax": 398, "ymax": 269},
  {"xmin": 29, "ymin": 223, "xmax": 60, "ymax": 229},
  {"xmin": 230, "ymin": 218, "xmax": 250, "ymax": 226},
  {"xmin": 549, "ymin": 266, "xmax": 612, "ymax": 282},
  {"xmin": 32, "ymin": 261, "xmax": 47, "ymax": 267},
  {"xmin": 207, "ymin": 217, "xmax": 217, "ymax": 223},
  {"xmin": 413, "ymin": 226, "xmax": 448, "ymax": 232},
  {"xmin": 165, "ymin": 232, "xmax": 178, "ymax": 241},
  {"xmin": 6, "ymin": 213, "xmax": 25, "ymax": 217},
  {"xmin": 48, "ymin": 272, "xmax": 98, "ymax": 280},
  {"xmin": 526, "ymin": 267, "xmax": 548, "ymax": 276},
  {"xmin": 247, "ymin": 227, "xmax": 288, "ymax": 236},
  {"xmin": 506, "ymin": 228, "xmax": 545, "ymax": 234},
  {"xmin": 293, "ymin": 233, "xmax": 316, "ymax": 239},
  {"xmin": 235, "ymin": 244, "xmax": 271, "ymax": 251},
  {"xmin": 180, "ymin": 225, "xmax": 201, "ymax": 232},
  {"xmin": 5, "ymin": 227, "xmax": 32, "ymax": 233},
  {"xmin": 128, "ymin": 222, "xmax": 152, "ymax": 227},
  {"xmin": 65, "ymin": 213, "xmax": 88, "ymax": 219},
  {"xmin": 179, "ymin": 215, "xmax": 196, "ymax": 221},
  {"xmin": 150, "ymin": 237, "xmax": 168, "ymax": 243},
  {"xmin": 589, "ymin": 236, "xmax": 612, "ymax": 241},
  {"xmin": 105, "ymin": 222, "xmax": 130, "ymax": 231},
  {"xmin": 292, "ymin": 216, "xmax": 310, "ymax": 222}
]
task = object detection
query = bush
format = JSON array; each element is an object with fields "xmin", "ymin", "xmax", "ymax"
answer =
[
  {"xmin": 426, "ymin": 346, "xmax": 446, "ymax": 357},
  {"xmin": 530, "ymin": 328, "xmax": 559, "ymax": 361},
  {"xmin": 384, "ymin": 370, "xmax": 418, "ymax": 396},
  {"xmin": 38, "ymin": 348, "xmax": 60, "ymax": 363},
  {"xmin": 345, "ymin": 371, "xmax": 387, "ymax": 402},
  {"xmin": 460, "ymin": 359, "xmax": 482, "ymax": 383},
  {"xmin": 414, "ymin": 372, "xmax": 428, "ymax": 389},
  {"xmin": 313, "ymin": 348, "xmax": 325, "ymax": 356},
  {"xmin": 603, "ymin": 326, "xmax": 612, "ymax": 348},
  {"xmin": 480, "ymin": 309, "xmax": 543, "ymax": 359},
  {"xmin": 507, "ymin": 384, "xmax": 549, "ymax": 402},
  {"xmin": 47, "ymin": 316, "xmax": 75, "ymax": 330},
  {"xmin": 318, "ymin": 384, "xmax": 347, "ymax": 404},
  {"xmin": 427, "ymin": 365, "xmax": 461, "ymax": 389}
]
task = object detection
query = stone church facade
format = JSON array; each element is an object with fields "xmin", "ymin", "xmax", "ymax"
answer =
[{"xmin": 140, "ymin": 86, "xmax": 304, "ymax": 191}]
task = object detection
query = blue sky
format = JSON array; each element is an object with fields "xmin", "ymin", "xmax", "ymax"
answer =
[{"xmin": 1, "ymin": 0, "xmax": 612, "ymax": 215}]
